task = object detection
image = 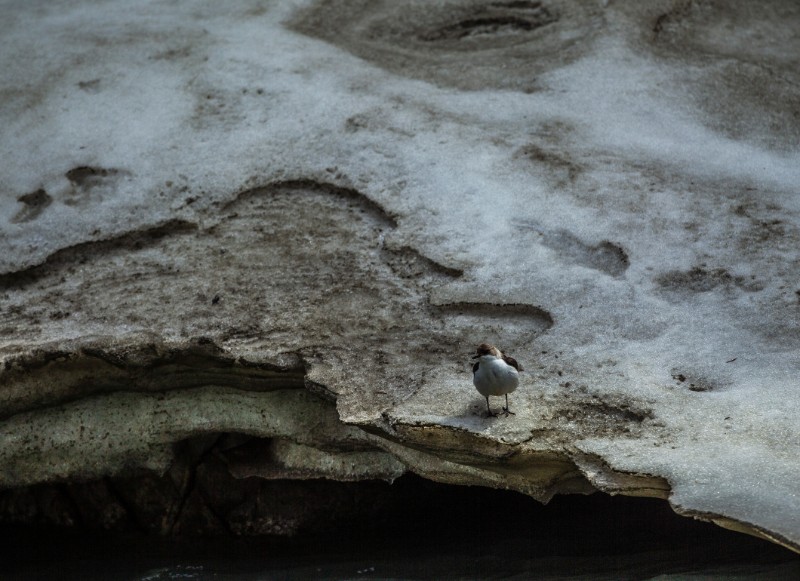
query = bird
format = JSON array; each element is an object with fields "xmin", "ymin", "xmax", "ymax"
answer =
[{"xmin": 472, "ymin": 343, "xmax": 522, "ymax": 417}]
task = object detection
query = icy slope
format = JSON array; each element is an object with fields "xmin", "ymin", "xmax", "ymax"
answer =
[{"xmin": 1, "ymin": 0, "xmax": 799, "ymax": 550}]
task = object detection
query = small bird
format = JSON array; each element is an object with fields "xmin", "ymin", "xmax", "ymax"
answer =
[{"xmin": 472, "ymin": 343, "xmax": 522, "ymax": 417}]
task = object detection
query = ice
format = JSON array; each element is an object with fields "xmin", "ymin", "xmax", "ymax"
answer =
[{"xmin": 1, "ymin": 0, "xmax": 799, "ymax": 549}]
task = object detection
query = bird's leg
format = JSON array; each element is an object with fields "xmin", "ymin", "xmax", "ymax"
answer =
[
  {"xmin": 502, "ymin": 394, "xmax": 516, "ymax": 417},
  {"xmin": 485, "ymin": 396, "xmax": 497, "ymax": 418}
]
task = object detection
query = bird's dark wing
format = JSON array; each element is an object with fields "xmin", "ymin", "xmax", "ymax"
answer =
[
  {"xmin": 472, "ymin": 361, "xmax": 480, "ymax": 374},
  {"xmin": 503, "ymin": 355, "xmax": 523, "ymax": 372}
]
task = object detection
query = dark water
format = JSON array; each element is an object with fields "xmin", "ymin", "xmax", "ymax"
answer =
[{"xmin": 2, "ymin": 476, "xmax": 798, "ymax": 580}]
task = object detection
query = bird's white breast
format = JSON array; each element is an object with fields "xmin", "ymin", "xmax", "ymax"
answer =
[{"xmin": 473, "ymin": 357, "xmax": 519, "ymax": 397}]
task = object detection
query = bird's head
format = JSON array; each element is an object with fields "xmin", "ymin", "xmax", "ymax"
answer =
[{"xmin": 472, "ymin": 343, "xmax": 501, "ymax": 360}]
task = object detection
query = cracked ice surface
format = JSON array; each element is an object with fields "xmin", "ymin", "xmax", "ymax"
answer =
[{"xmin": 1, "ymin": 0, "xmax": 799, "ymax": 549}]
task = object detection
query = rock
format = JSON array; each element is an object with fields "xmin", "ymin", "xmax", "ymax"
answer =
[{"xmin": 1, "ymin": 0, "xmax": 799, "ymax": 553}]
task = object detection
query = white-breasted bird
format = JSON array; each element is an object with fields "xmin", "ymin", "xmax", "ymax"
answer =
[{"xmin": 472, "ymin": 343, "xmax": 522, "ymax": 417}]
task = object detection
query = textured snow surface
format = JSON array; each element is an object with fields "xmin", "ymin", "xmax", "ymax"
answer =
[{"xmin": 1, "ymin": 0, "xmax": 799, "ymax": 548}]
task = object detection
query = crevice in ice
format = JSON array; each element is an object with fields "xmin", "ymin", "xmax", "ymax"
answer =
[
  {"xmin": 382, "ymin": 245, "xmax": 465, "ymax": 279},
  {"xmin": 10, "ymin": 189, "xmax": 52, "ymax": 224},
  {"xmin": 670, "ymin": 369, "xmax": 719, "ymax": 392},
  {"xmin": 222, "ymin": 179, "xmax": 398, "ymax": 228},
  {"xmin": 65, "ymin": 166, "xmax": 125, "ymax": 188},
  {"xmin": 63, "ymin": 166, "xmax": 132, "ymax": 208},
  {"xmin": 513, "ymin": 218, "xmax": 630, "ymax": 277},
  {"xmin": 287, "ymin": 0, "xmax": 603, "ymax": 91},
  {"xmin": 655, "ymin": 265, "xmax": 764, "ymax": 297},
  {"xmin": 0, "ymin": 219, "xmax": 197, "ymax": 283},
  {"xmin": 418, "ymin": 14, "xmax": 556, "ymax": 42},
  {"xmin": 0, "ymin": 338, "xmax": 306, "ymax": 421},
  {"xmin": 433, "ymin": 301, "xmax": 555, "ymax": 331}
]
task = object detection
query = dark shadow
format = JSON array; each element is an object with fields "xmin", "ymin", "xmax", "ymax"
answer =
[{"xmin": 1, "ymin": 474, "xmax": 797, "ymax": 580}]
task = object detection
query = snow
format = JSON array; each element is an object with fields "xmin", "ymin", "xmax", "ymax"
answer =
[{"xmin": 1, "ymin": 0, "xmax": 799, "ymax": 548}]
